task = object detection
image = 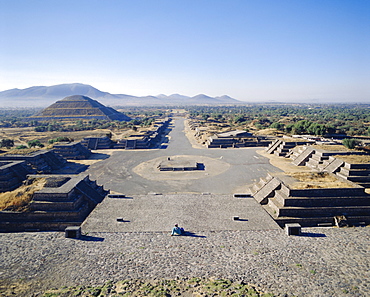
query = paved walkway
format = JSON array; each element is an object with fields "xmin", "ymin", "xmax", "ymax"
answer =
[
  {"xmin": 0, "ymin": 227, "xmax": 369, "ymax": 296},
  {"xmin": 82, "ymin": 194, "xmax": 280, "ymax": 232},
  {"xmin": 86, "ymin": 118, "xmax": 281, "ymax": 195}
]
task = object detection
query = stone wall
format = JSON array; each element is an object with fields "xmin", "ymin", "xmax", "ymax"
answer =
[{"xmin": 0, "ymin": 160, "xmax": 30, "ymax": 192}]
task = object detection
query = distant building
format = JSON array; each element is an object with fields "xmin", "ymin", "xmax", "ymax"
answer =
[{"xmin": 206, "ymin": 130, "xmax": 270, "ymax": 148}]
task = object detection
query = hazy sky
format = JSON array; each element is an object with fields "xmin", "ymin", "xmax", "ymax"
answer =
[{"xmin": 0, "ymin": 0, "xmax": 369, "ymax": 102}]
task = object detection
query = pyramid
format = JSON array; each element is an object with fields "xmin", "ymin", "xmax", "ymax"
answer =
[{"xmin": 31, "ymin": 95, "xmax": 130, "ymax": 121}]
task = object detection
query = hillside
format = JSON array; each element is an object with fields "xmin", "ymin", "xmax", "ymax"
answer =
[{"xmin": 0, "ymin": 83, "xmax": 241, "ymax": 107}]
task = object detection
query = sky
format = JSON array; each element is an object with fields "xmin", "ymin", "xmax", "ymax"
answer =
[{"xmin": 0, "ymin": 0, "xmax": 369, "ymax": 103}]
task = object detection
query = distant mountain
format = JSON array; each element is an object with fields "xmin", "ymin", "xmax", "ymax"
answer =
[{"xmin": 0, "ymin": 83, "xmax": 241, "ymax": 107}]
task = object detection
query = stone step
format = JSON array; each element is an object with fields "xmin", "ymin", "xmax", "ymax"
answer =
[
  {"xmin": 275, "ymin": 204, "xmax": 370, "ymax": 218},
  {"xmin": 311, "ymin": 154, "xmax": 330, "ymax": 161},
  {"xmin": 292, "ymin": 147, "xmax": 315, "ymax": 166},
  {"xmin": 272, "ymin": 214, "xmax": 370, "ymax": 228},
  {"xmin": 274, "ymin": 191, "xmax": 370, "ymax": 207},
  {"xmin": 266, "ymin": 139, "xmax": 282, "ymax": 154},
  {"xmin": 0, "ymin": 221, "xmax": 83, "ymax": 232},
  {"xmin": 286, "ymin": 186, "xmax": 366, "ymax": 197},
  {"xmin": 344, "ymin": 163, "xmax": 370, "ymax": 170},
  {"xmin": 358, "ymin": 182, "xmax": 370, "ymax": 188},
  {"xmin": 29, "ymin": 194, "xmax": 85, "ymax": 211},
  {"xmin": 274, "ymin": 151, "xmax": 286, "ymax": 157},
  {"xmin": 322, "ymin": 158, "xmax": 344, "ymax": 173},
  {"xmin": 0, "ymin": 203, "xmax": 90, "ymax": 223},
  {"xmin": 253, "ymin": 178, "xmax": 282, "ymax": 204},
  {"xmin": 337, "ymin": 173, "xmax": 370, "ymax": 183},
  {"xmin": 339, "ymin": 168, "xmax": 370, "ymax": 176}
]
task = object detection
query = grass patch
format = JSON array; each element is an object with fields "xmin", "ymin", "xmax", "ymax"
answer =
[
  {"xmin": 0, "ymin": 178, "xmax": 46, "ymax": 211},
  {"xmin": 41, "ymin": 278, "xmax": 276, "ymax": 296}
]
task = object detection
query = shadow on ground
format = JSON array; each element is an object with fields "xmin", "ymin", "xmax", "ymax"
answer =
[
  {"xmin": 300, "ymin": 232, "xmax": 326, "ymax": 238},
  {"xmin": 182, "ymin": 231, "xmax": 207, "ymax": 238},
  {"xmin": 78, "ymin": 235, "xmax": 105, "ymax": 242}
]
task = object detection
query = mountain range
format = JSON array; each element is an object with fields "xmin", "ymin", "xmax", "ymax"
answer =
[{"xmin": 0, "ymin": 83, "xmax": 241, "ymax": 107}]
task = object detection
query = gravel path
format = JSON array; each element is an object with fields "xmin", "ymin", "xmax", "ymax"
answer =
[{"xmin": 1, "ymin": 227, "xmax": 369, "ymax": 296}]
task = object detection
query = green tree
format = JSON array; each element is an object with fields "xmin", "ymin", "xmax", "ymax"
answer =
[
  {"xmin": 0, "ymin": 138, "xmax": 14, "ymax": 148},
  {"xmin": 270, "ymin": 122, "xmax": 284, "ymax": 130},
  {"xmin": 342, "ymin": 138, "xmax": 360, "ymax": 149},
  {"xmin": 27, "ymin": 139, "xmax": 44, "ymax": 148}
]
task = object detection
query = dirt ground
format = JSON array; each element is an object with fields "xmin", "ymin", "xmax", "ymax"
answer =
[{"xmin": 287, "ymin": 172, "xmax": 353, "ymax": 189}]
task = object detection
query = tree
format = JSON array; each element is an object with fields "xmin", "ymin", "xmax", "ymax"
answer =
[
  {"xmin": 343, "ymin": 138, "xmax": 360, "ymax": 149},
  {"xmin": 0, "ymin": 138, "xmax": 14, "ymax": 148},
  {"xmin": 27, "ymin": 139, "xmax": 44, "ymax": 148},
  {"xmin": 270, "ymin": 122, "xmax": 284, "ymax": 131}
]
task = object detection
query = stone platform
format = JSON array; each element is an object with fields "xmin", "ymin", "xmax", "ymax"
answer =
[{"xmin": 82, "ymin": 193, "xmax": 280, "ymax": 232}]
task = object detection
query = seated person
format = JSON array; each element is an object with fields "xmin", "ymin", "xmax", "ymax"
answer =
[{"xmin": 171, "ymin": 224, "xmax": 184, "ymax": 236}]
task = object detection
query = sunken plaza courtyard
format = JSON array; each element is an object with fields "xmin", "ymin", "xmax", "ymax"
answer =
[{"xmin": 0, "ymin": 118, "xmax": 369, "ymax": 296}]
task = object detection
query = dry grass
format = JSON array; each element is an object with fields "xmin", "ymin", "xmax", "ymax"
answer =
[
  {"xmin": 0, "ymin": 148, "xmax": 41, "ymax": 156},
  {"xmin": 334, "ymin": 154, "xmax": 370, "ymax": 164},
  {"xmin": 0, "ymin": 178, "xmax": 46, "ymax": 211},
  {"xmin": 254, "ymin": 128, "xmax": 284, "ymax": 136},
  {"xmin": 312, "ymin": 144, "xmax": 356, "ymax": 152},
  {"xmin": 287, "ymin": 172, "xmax": 352, "ymax": 189}
]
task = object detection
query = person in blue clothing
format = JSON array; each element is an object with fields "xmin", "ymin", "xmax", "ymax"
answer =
[{"xmin": 171, "ymin": 224, "xmax": 184, "ymax": 236}]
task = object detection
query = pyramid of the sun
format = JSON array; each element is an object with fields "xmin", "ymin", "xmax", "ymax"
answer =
[{"xmin": 32, "ymin": 95, "xmax": 130, "ymax": 121}]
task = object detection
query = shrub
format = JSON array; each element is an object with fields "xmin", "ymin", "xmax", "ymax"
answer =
[
  {"xmin": 343, "ymin": 138, "xmax": 360, "ymax": 149},
  {"xmin": 27, "ymin": 139, "xmax": 44, "ymax": 148}
]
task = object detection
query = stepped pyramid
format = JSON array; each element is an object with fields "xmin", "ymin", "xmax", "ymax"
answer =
[{"xmin": 31, "ymin": 95, "xmax": 130, "ymax": 121}]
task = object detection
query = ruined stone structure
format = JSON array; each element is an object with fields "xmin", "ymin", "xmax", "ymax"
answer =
[
  {"xmin": 289, "ymin": 146, "xmax": 370, "ymax": 188},
  {"xmin": 266, "ymin": 139, "xmax": 313, "ymax": 157},
  {"xmin": 251, "ymin": 173, "xmax": 370, "ymax": 227},
  {"xmin": 28, "ymin": 95, "xmax": 131, "ymax": 121},
  {"xmin": 81, "ymin": 136, "xmax": 113, "ymax": 150},
  {"xmin": 207, "ymin": 130, "xmax": 271, "ymax": 148},
  {"xmin": 53, "ymin": 142, "xmax": 91, "ymax": 159},
  {"xmin": 336, "ymin": 162, "xmax": 370, "ymax": 188},
  {"xmin": 0, "ymin": 175, "xmax": 108, "ymax": 232},
  {"xmin": 83, "ymin": 118, "xmax": 171, "ymax": 150},
  {"xmin": 0, "ymin": 150, "xmax": 66, "ymax": 173},
  {"xmin": 0, "ymin": 161, "xmax": 31, "ymax": 192},
  {"xmin": 158, "ymin": 159, "xmax": 200, "ymax": 171}
]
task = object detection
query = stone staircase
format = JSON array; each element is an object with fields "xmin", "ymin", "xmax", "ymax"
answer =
[
  {"xmin": 291, "ymin": 146, "xmax": 315, "ymax": 166},
  {"xmin": 336, "ymin": 163, "xmax": 370, "ymax": 188},
  {"xmin": 252, "ymin": 174, "xmax": 370, "ymax": 227},
  {"xmin": 125, "ymin": 139, "xmax": 136, "ymax": 149},
  {"xmin": 0, "ymin": 175, "xmax": 109, "ymax": 232},
  {"xmin": 266, "ymin": 139, "xmax": 311, "ymax": 157},
  {"xmin": 266, "ymin": 139, "xmax": 282, "ymax": 154}
]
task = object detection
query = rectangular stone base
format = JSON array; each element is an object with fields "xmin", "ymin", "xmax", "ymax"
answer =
[
  {"xmin": 65, "ymin": 226, "xmax": 81, "ymax": 238},
  {"xmin": 285, "ymin": 223, "xmax": 301, "ymax": 236}
]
